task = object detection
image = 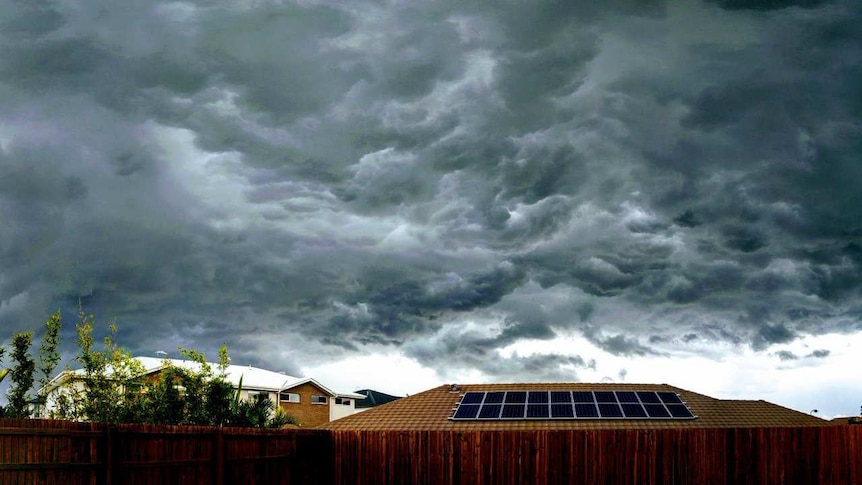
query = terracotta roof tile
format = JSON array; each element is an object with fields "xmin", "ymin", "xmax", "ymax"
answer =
[{"xmin": 321, "ymin": 383, "xmax": 828, "ymax": 431}]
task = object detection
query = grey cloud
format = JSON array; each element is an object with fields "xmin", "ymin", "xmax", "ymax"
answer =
[
  {"xmin": 774, "ymin": 348, "xmax": 831, "ymax": 362},
  {"xmin": 198, "ymin": 4, "xmax": 353, "ymax": 121},
  {"xmin": 404, "ymin": 324, "xmax": 594, "ymax": 382},
  {"xmin": 583, "ymin": 328, "xmax": 662, "ymax": 357},
  {"xmin": 709, "ymin": 0, "xmax": 830, "ymax": 10},
  {"xmin": 754, "ymin": 324, "xmax": 797, "ymax": 350},
  {"xmin": 0, "ymin": 0, "xmax": 860, "ymax": 387},
  {"xmin": 775, "ymin": 350, "xmax": 798, "ymax": 361},
  {"xmin": 806, "ymin": 349, "xmax": 830, "ymax": 358}
]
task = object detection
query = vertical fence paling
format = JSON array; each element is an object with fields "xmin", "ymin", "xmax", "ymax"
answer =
[{"xmin": 1, "ymin": 419, "xmax": 861, "ymax": 484}]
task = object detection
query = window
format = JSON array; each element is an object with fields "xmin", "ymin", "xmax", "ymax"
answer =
[
  {"xmin": 247, "ymin": 391, "xmax": 275, "ymax": 404},
  {"xmin": 335, "ymin": 398, "xmax": 351, "ymax": 406},
  {"xmin": 311, "ymin": 395, "xmax": 328, "ymax": 404},
  {"xmin": 280, "ymin": 392, "xmax": 300, "ymax": 403}
]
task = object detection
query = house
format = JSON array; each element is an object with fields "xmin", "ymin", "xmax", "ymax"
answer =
[
  {"xmin": 320, "ymin": 382, "xmax": 828, "ymax": 430},
  {"xmin": 319, "ymin": 383, "xmax": 854, "ymax": 483},
  {"xmin": 353, "ymin": 388, "xmax": 403, "ymax": 411},
  {"xmin": 40, "ymin": 356, "xmax": 364, "ymax": 427},
  {"xmin": 830, "ymin": 416, "xmax": 862, "ymax": 425}
]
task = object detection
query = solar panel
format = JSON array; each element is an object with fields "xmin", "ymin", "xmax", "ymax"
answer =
[
  {"xmin": 644, "ymin": 404, "xmax": 671, "ymax": 418},
  {"xmin": 598, "ymin": 403, "xmax": 624, "ymax": 418},
  {"xmin": 621, "ymin": 403, "xmax": 648, "ymax": 418},
  {"xmin": 658, "ymin": 392, "xmax": 683, "ymax": 404},
  {"xmin": 479, "ymin": 404, "xmax": 502, "ymax": 419},
  {"xmin": 453, "ymin": 404, "xmax": 480, "ymax": 419},
  {"xmin": 450, "ymin": 390, "xmax": 697, "ymax": 421},
  {"xmin": 528, "ymin": 392, "xmax": 549, "ymax": 404},
  {"xmin": 460, "ymin": 392, "xmax": 485, "ymax": 405},
  {"xmin": 501, "ymin": 404, "xmax": 525, "ymax": 419},
  {"xmin": 575, "ymin": 403, "xmax": 599, "ymax": 418},
  {"xmin": 527, "ymin": 404, "xmax": 550, "ymax": 418},
  {"xmin": 666, "ymin": 404, "xmax": 695, "ymax": 418},
  {"xmin": 551, "ymin": 403, "xmax": 574, "ymax": 418},
  {"xmin": 637, "ymin": 391, "xmax": 662, "ymax": 404},
  {"xmin": 505, "ymin": 391, "xmax": 527, "ymax": 404}
]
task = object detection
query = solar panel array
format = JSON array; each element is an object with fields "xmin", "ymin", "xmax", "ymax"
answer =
[{"xmin": 450, "ymin": 390, "xmax": 696, "ymax": 421}]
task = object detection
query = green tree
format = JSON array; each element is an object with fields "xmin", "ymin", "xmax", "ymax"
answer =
[
  {"xmin": 38, "ymin": 310, "xmax": 293, "ymax": 428},
  {"xmin": 71, "ymin": 307, "xmax": 145, "ymax": 423},
  {"xmin": 33, "ymin": 310, "xmax": 63, "ymax": 413},
  {"xmin": 203, "ymin": 344, "xmax": 235, "ymax": 426},
  {"xmin": 38, "ymin": 310, "xmax": 62, "ymax": 391},
  {"xmin": 6, "ymin": 332, "xmax": 36, "ymax": 418},
  {"xmin": 147, "ymin": 366, "xmax": 187, "ymax": 424},
  {"xmin": 233, "ymin": 393, "xmax": 274, "ymax": 428}
]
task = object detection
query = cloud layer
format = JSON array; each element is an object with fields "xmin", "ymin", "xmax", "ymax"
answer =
[{"xmin": 1, "ymin": 1, "xmax": 860, "ymax": 390}]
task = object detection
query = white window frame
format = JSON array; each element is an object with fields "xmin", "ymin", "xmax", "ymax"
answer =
[
  {"xmin": 280, "ymin": 392, "xmax": 300, "ymax": 403},
  {"xmin": 335, "ymin": 397, "xmax": 351, "ymax": 406},
  {"xmin": 311, "ymin": 395, "xmax": 328, "ymax": 405}
]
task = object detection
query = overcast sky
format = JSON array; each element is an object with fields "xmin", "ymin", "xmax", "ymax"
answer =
[{"xmin": 1, "ymin": 0, "xmax": 860, "ymax": 418}]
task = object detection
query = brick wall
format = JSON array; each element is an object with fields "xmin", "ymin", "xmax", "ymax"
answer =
[{"xmin": 278, "ymin": 382, "xmax": 332, "ymax": 427}]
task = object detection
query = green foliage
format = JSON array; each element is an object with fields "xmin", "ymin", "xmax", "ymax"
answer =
[
  {"xmin": 38, "ymin": 310, "xmax": 62, "ymax": 391},
  {"xmin": 6, "ymin": 332, "xmax": 36, "ymax": 418},
  {"xmin": 268, "ymin": 406, "xmax": 301, "ymax": 428},
  {"xmin": 6, "ymin": 306, "xmax": 298, "ymax": 429},
  {"xmin": 67, "ymin": 307, "xmax": 147, "ymax": 423},
  {"xmin": 203, "ymin": 379, "xmax": 235, "ymax": 426},
  {"xmin": 233, "ymin": 393, "xmax": 274, "ymax": 428},
  {"xmin": 217, "ymin": 344, "xmax": 229, "ymax": 376}
]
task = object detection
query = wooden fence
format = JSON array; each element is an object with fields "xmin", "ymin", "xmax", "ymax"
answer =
[
  {"xmin": 0, "ymin": 418, "xmax": 332, "ymax": 485},
  {"xmin": 329, "ymin": 427, "xmax": 862, "ymax": 485},
  {"xmin": 1, "ymin": 419, "xmax": 860, "ymax": 484}
]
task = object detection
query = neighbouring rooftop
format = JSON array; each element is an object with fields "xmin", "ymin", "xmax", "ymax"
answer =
[{"xmin": 321, "ymin": 383, "xmax": 829, "ymax": 431}]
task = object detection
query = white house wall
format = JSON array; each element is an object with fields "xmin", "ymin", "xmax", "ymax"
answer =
[{"xmin": 330, "ymin": 399, "xmax": 357, "ymax": 421}]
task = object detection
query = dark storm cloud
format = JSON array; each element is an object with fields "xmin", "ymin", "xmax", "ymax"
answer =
[
  {"xmin": 775, "ymin": 350, "xmax": 798, "ymax": 361},
  {"xmin": 773, "ymin": 348, "xmax": 830, "ymax": 361},
  {"xmin": 806, "ymin": 349, "xmax": 830, "ymax": 358},
  {"xmin": 1, "ymin": 0, "xmax": 860, "ymax": 385}
]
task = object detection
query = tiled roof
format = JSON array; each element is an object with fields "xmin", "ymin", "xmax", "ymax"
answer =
[{"xmin": 320, "ymin": 383, "xmax": 829, "ymax": 431}]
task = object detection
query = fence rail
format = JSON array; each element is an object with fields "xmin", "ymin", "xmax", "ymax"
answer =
[{"xmin": 1, "ymin": 418, "xmax": 860, "ymax": 484}]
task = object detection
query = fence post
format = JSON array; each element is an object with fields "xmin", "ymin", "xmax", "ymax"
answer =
[
  {"xmin": 214, "ymin": 429, "xmax": 225, "ymax": 485},
  {"xmin": 105, "ymin": 425, "xmax": 114, "ymax": 485}
]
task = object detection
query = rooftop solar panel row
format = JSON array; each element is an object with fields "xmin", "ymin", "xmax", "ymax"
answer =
[{"xmin": 451, "ymin": 390, "xmax": 697, "ymax": 421}]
